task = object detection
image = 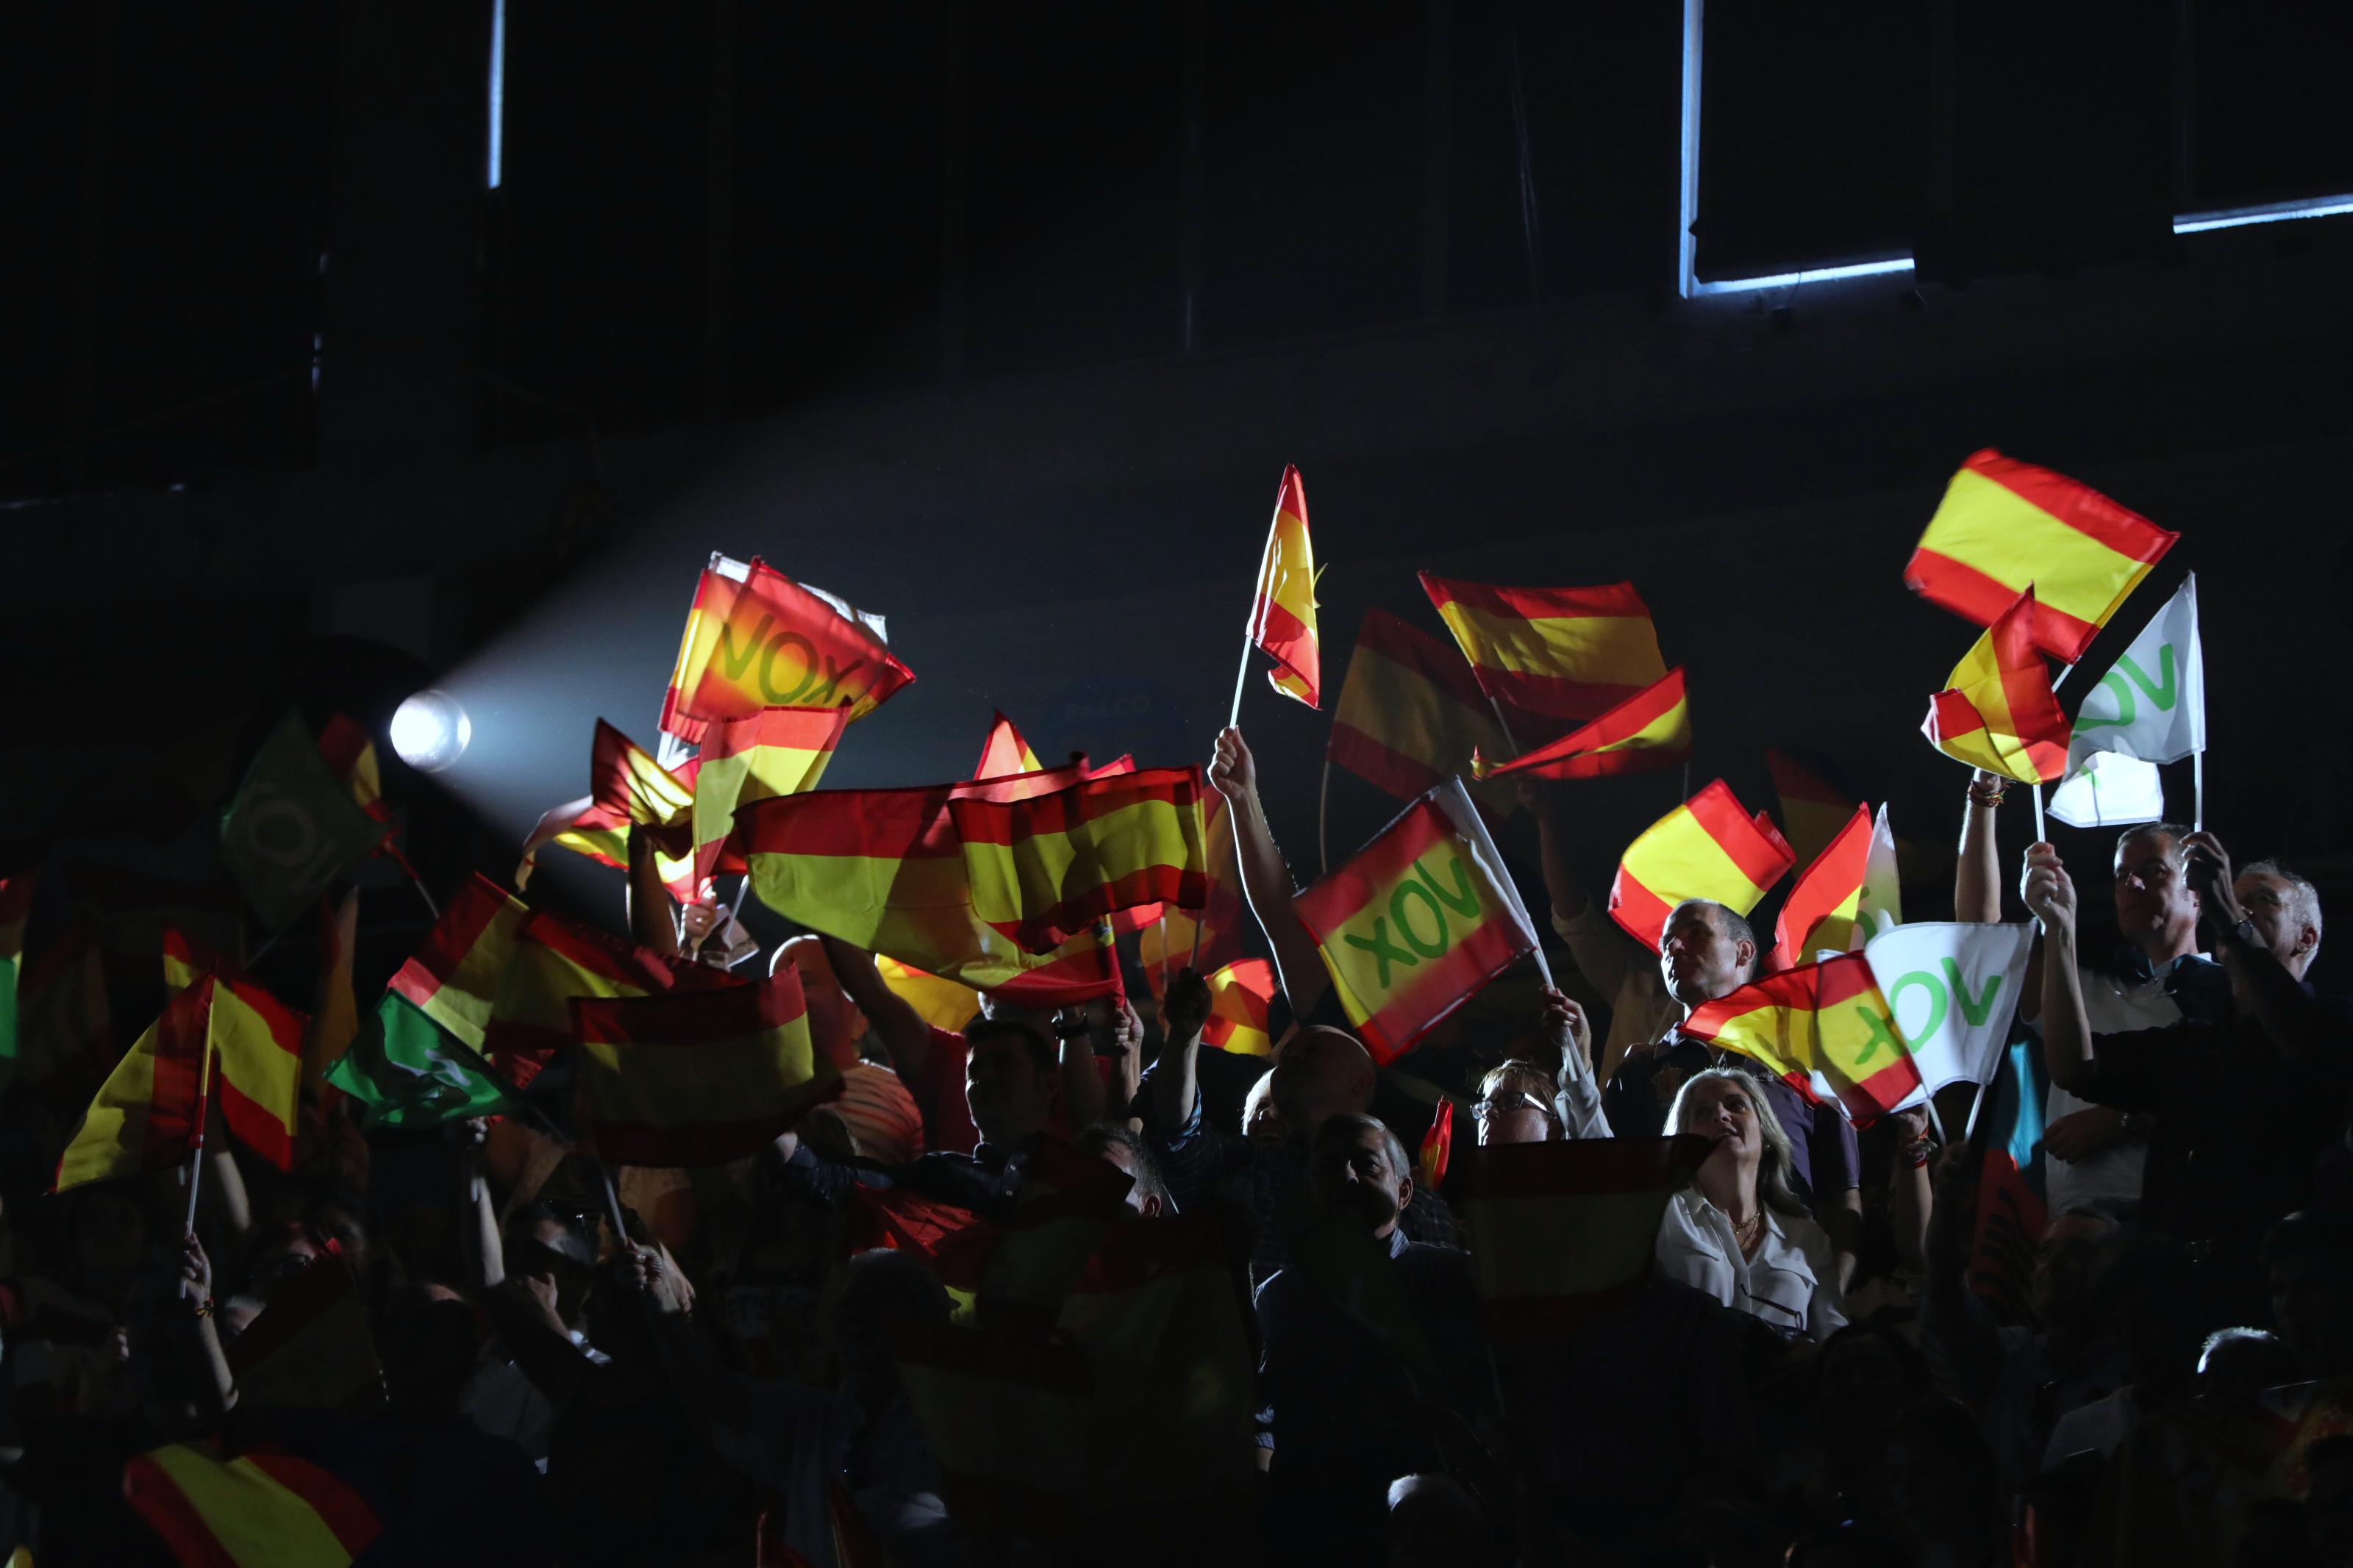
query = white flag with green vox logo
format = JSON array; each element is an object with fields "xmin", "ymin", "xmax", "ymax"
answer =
[
  {"xmin": 2063, "ymin": 573, "xmax": 2204, "ymax": 777},
  {"xmin": 1862, "ymin": 921, "xmax": 2033, "ymax": 1096}
]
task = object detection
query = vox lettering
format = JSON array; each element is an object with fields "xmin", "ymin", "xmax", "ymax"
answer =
[
  {"xmin": 2072, "ymin": 644, "xmax": 2177, "ymax": 736},
  {"xmin": 1340, "ymin": 855, "xmax": 1483, "ymax": 989},
  {"xmin": 714, "ymin": 615, "xmax": 862, "ymax": 706},
  {"xmin": 1884, "ymin": 961, "xmax": 2004, "ymax": 1045}
]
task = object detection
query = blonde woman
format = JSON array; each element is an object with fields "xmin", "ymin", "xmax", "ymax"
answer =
[{"xmin": 1655, "ymin": 1067, "xmax": 1846, "ymax": 1341}]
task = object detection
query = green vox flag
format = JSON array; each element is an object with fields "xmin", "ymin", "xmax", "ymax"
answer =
[
  {"xmin": 219, "ymin": 716, "xmax": 390, "ymax": 931},
  {"xmin": 328, "ymin": 993, "xmax": 521, "ymax": 1130}
]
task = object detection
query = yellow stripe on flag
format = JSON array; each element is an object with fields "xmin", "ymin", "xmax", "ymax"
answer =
[{"xmin": 143, "ymin": 1445, "xmax": 361, "ymax": 1568}]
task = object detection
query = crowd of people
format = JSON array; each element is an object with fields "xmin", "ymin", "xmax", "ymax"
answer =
[{"xmin": 2, "ymin": 714, "xmax": 2349, "ymax": 1568}]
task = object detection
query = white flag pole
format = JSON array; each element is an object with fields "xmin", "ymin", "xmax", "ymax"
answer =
[
  {"xmin": 1228, "ymin": 486, "xmax": 1286, "ymax": 732},
  {"xmin": 2193, "ymin": 749, "xmax": 2205, "ymax": 833},
  {"xmin": 1443, "ymin": 777, "xmax": 1554, "ymax": 989},
  {"xmin": 2030, "ymin": 660, "xmax": 2074, "ymax": 843}
]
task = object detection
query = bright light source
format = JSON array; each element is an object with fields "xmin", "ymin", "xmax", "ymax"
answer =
[{"xmin": 390, "ymin": 690, "xmax": 471, "ymax": 773}]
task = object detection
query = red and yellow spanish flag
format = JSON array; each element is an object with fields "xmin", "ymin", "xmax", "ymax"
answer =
[
  {"xmin": 660, "ymin": 554, "xmax": 914, "ymax": 743},
  {"xmin": 160, "ymin": 932, "xmax": 308, "ymax": 1172},
  {"xmin": 1292, "ymin": 784, "xmax": 1540, "ymax": 1063},
  {"xmin": 741, "ymin": 766, "xmax": 1204, "ymax": 999},
  {"xmin": 1764, "ymin": 749, "xmax": 1856, "ymax": 870},
  {"xmin": 1199, "ymin": 957, "xmax": 1276, "ymax": 1056},
  {"xmin": 573, "ymin": 963, "xmax": 839, "ymax": 1165},
  {"xmin": 488, "ymin": 901, "xmax": 735, "ymax": 1087},
  {"xmin": 1419, "ymin": 573, "xmax": 1668, "ymax": 736},
  {"xmin": 385, "ymin": 875, "xmax": 530, "ymax": 1053},
  {"xmin": 1137, "ymin": 790, "xmax": 1245, "ymax": 999},
  {"xmin": 517, "ymin": 720, "xmax": 702, "ymax": 898},
  {"xmin": 690, "ymin": 705, "xmax": 849, "ymax": 884},
  {"xmin": 1243, "ymin": 465, "xmax": 1322, "ymax": 707},
  {"xmin": 1683, "ymin": 953, "xmax": 1924, "ymax": 1123},
  {"xmin": 1608, "ymin": 780, "xmax": 1796, "ymax": 952},
  {"xmin": 124, "ymin": 1435, "xmax": 381, "ymax": 1568},
  {"xmin": 1770, "ymin": 803, "xmax": 1874, "ymax": 970},
  {"xmin": 1471, "ymin": 666, "xmax": 1692, "ymax": 781},
  {"xmin": 975, "ymin": 712, "xmax": 1046, "ymax": 780},
  {"xmin": 1904, "ymin": 449, "xmax": 2178, "ymax": 664},
  {"xmin": 875, "ymin": 955, "xmax": 983, "ymax": 1033},
  {"xmin": 1327, "ymin": 607, "xmax": 1515, "ymax": 817},
  {"xmin": 315, "ymin": 714, "xmax": 392, "ymax": 831},
  {"xmin": 1454, "ymin": 1135, "xmax": 1713, "ymax": 1339},
  {"xmin": 1416, "ymin": 1098, "xmax": 1454, "ymax": 1190},
  {"xmin": 57, "ymin": 979, "xmax": 215, "ymax": 1192},
  {"xmin": 1921, "ymin": 588, "xmax": 2070, "ymax": 783}
]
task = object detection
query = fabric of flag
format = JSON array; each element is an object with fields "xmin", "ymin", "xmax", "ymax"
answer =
[
  {"xmin": 741, "ymin": 766, "xmax": 1203, "ymax": 998},
  {"xmin": 1453, "ymin": 1135, "xmax": 1713, "ymax": 1340},
  {"xmin": 1682, "ymin": 953, "xmax": 1923, "ymax": 1123},
  {"xmin": 977, "ymin": 1135, "xmax": 1136, "ymax": 1319},
  {"xmin": 1607, "ymin": 779, "xmax": 1797, "ymax": 953},
  {"xmin": 10, "ymin": 920, "xmax": 115, "ymax": 1100},
  {"xmin": 572, "ymin": 963, "xmax": 837, "ymax": 1165},
  {"xmin": 2048, "ymin": 751, "xmax": 2166, "ymax": 829},
  {"xmin": 849, "ymin": 1186, "xmax": 999, "ymax": 1302},
  {"xmin": 124, "ymin": 1435, "xmax": 382, "ymax": 1568},
  {"xmin": 1054, "ymin": 1214, "xmax": 1256, "ymax": 1506},
  {"xmin": 1244, "ymin": 465, "xmax": 1322, "ymax": 706},
  {"xmin": 1853, "ymin": 805, "xmax": 1903, "ymax": 944},
  {"xmin": 891, "ymin": 1320, "xmax": 1094, "ymax": 1527},
  {"xmin": 226, "ymin": 1247, "xmax": 383, "ymax": 1414},
  {"xmin": 1921, "ymin": 589, "xmax": 2071, "ymax": 784},
  {"xmin": 1419, "ymin": 573, "xmax": 1668, "ymax": 736},
  {"xmin": 488, "ymin": 900, "xmax": 735, "ymax": 1086},
  {"xmin": 1470, "ymin": 666, "xmax": 1691, "ymax": 781},
  {"xmin": 313, "ymin": 714, "xmax": 393, "ymax": 834},
  {"xmin": 326, "ymin": 993, "xmax": 522, "ymax": 1130},
  {"xmin": 985, "ymin": 923, "xmax": 1124, "ymax": 1009},
  {"xmin": 305, "ymin": 894, "xmax": 359, "ymax": 1100},
  {"xmin": 518, "ymin": 720, "xmax": 702, "ymax": 899},
  {"xmin": 219, "ymin": 716, "xmax": 394, "ymax": 932},
  {"xmin": 1292, "ymin": 779, "xmax": 1540, "ymax": 1064},
  {"xmin": 2063, "ymin": 571, "xmax": 2204, "ymax": 780},
  {"xmin": 56, "ymin": 979, "xmax": 214, "ymax": 1192},
  {"xmin": 1199, "ymin": 957, "xmax": 1276, "ymax": 1056},
  {"xmin": 163, "ymin": 926, "xmax": 310, "ymax": 1170},
  {"xmin": 1963, "ymin": 1036, "xmax": 2048, "ymax": 1322},
  {"xmin": 1136, "ymin": 791, "xmax": 1245, "ymax": 1000},
  {"xmin": 660, "ymin": 553, "xmax": 914, "ymax": 743},
  {"xmin": 0, "ymin": 874, "xmax": 33, "ymax": 1087},
  {"xmin": 873, "ymin": 955, "xmax": 982, "ymax": 1034},
  {"xmin": 1864, "ymin": 922, "xmax": 2034, "ymax": 1098},
  {"xmin": 1904, "ymin": 449, "xmax": 2179, "ymax": 665},
  {"xmin": 384, "ymin": 876, "xmax": 532, "ymax": 1053},
  {"xmin": 1416, "ymin": 1098, "xmax": 1454, "ymax": 1190},
  {"xmin": 690, "ymin": 705, "xmax": 849, "ymax": 884},
  {"xmin": 1769, "ymin": 803, "xmax": 1874, "ymax": 970},
  {"xmin": 974, "ymin": 712, "xmax": 1045, "ymax": 780},
  {"xmin": 1327, "ymin": 606, "xmax": 1515, "ymax": 816},
  {"xmin": 1764, "ymin": 750, "xmax": 1855, "ymax": 870}
]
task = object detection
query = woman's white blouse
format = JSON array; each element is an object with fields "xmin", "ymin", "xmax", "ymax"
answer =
[{"xmin": 1653, "ymin": 1189, "xmax": 1847, "ymax": 1342}]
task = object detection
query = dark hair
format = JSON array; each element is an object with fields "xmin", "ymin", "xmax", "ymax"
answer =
[
  {"xmin": 1073, "ymin": 1122, "xmax": 1169, "ymax": 1208},
  {"xmin": 965, "ymin": 1015, "xmax": 1056, "ymax": 1075},
  {"xmin": 2113, "ymin": 823, "xmax": 2193, "ymax": 864}
]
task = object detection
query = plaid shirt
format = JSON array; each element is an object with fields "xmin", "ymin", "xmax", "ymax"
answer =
[{"xmin": 1138, "ymin": 1064, "xmax": 1460, "ymax": 1289}]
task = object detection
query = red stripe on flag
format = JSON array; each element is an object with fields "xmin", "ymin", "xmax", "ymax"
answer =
[
  {"xmin": 216, "ymin": 1074, "xmax": 295, "ymax": 1171},
  {"xmin": 1963, "ymin": 449, "xmax": 2177, "ymax": 562},
  {"xmin": 1418, "ymin": 574, "xmax": 1654, "ymax": 623},
  {"xmin": 1607, "ymin": 873, "xmax": 1676, "ymax": 957},
  {"xmin": 1929, "ymin": 688, "xmax": 1992, "ymax": 741},
  {"xmin": 243, "ymin": 1447, "xmax": 384, "ymax": 1558},
  {"xmin": 388, "ymin": 876, "xmax": 512, "ymax": 1005},
  {"xmin": 1357, "ymin": 914, "xmax": 1529, "ymax": 1064},
  {"xmin": 1682, "ymin": 781, "xmax": 1796, "ymax": 891},
  {"xmin": 1904, "ymin": 548, "xmax": 2101, "ymax": 660},
  {"xmin": 1354, "ymin": 606, "xmax": 1493, "ymax": 708},
  {"xmin": 121, "ymin": 1453, "xmax": 240, "ymax": 1568},
  {"xmin": 1327, "ymin": 723, "xmax": 1450, "ymax": 801},
  {"xmin": 149, "ymin": 981, "xmax": 215, "ymax": 1161}
]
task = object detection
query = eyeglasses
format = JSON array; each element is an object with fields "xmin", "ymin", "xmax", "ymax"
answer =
[{"xmin": 1471, "ymin": 1091, "xmax": 1559, "ymax": 1125}]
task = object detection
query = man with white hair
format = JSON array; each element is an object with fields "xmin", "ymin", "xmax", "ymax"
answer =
[{"xmin": 2028, "ymin": 831, "xmax": 2352, "ymax": 1317}]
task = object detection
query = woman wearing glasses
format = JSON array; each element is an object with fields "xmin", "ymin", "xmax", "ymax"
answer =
[{"xmin": 1654, "ymin": 1067, "xmax": 1846, "ymax": 1342}]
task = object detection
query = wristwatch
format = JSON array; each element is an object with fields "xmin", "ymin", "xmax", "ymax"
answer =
[{"xmin": 2228, "ymin": 917, "xmax": 2258, "ymax": 949}]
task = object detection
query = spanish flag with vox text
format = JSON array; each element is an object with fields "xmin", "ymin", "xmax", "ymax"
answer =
[
  {"xmin": 1904, "ymin": 448, "xmax": 2177, "ymax": 664},
  {"xmin": 1682, "ymin": 953, "xmax": 1925, "ymax": 1123},
  {"xmin": 1608, "ymin": 779, "xmax": 1796, "ymax": 953},
  {"xmin": 660, "ymin": 553, "xmax": 914, "ymax": 744},
  {"xmin": 1244, "ymin": 465, "xmax": 1322, "ymax": 707},
  {"xmin": 1291, "ymin": 778, "xmax": 1541, "ymax": 1063},
  {"xmin": 1921, "ymin": 587, "xmax": 2071, "ymax": 784},
  {"xmin": 571, "ymin": 962, "xmax": 840, "ymax": 1166},
  {"xmin": 740, "ymin": 762, "xmax": 1204, "ymax": 1003}
]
